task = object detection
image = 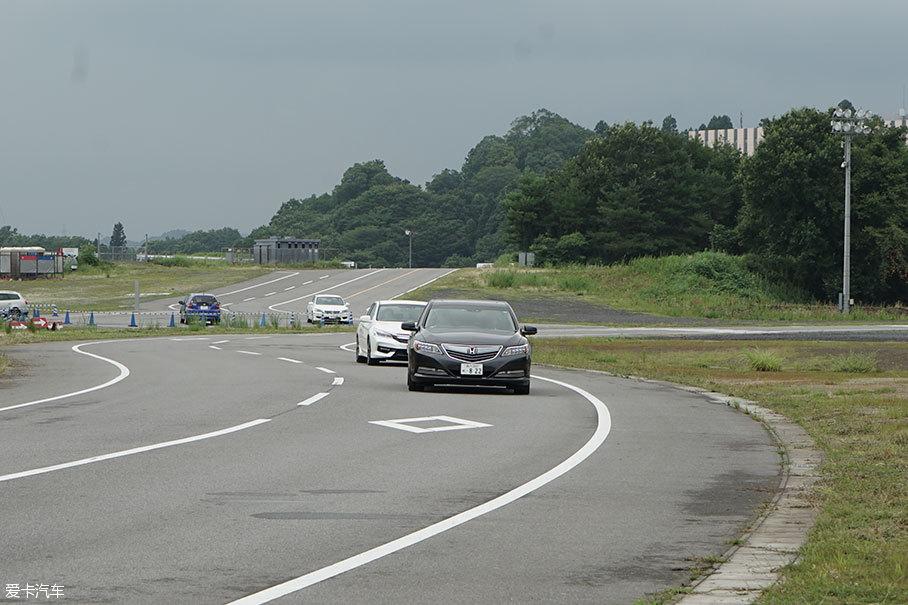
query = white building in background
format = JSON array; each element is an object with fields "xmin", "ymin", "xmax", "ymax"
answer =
[
  {"xmin": 688, "ymin": 111, "xmax": 908, "ymax": 156},
  {"xmin": 687, "ymin": 127, "xmax": 764, "ymax": 156}
]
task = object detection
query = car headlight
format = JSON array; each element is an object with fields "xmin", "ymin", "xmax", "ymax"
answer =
[
  {"xmin": 502, "ymin": 344, "xmax": 529, "ymax": 357},
  {"xmin": 374, "ymin": 329, "xmax": 396, "ymax": 339},
  {"xmin": 413, "ymin": 340, "xmax": 442, "ymax": 354}
]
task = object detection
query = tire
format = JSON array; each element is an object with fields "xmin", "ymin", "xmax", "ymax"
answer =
[
  {"xmin": 513, "ymin": 383, "xmax": 530, "ymax": 395},
  {"xmin": 407, "ymin": 374, "xmax": 424, "ymax": 391},
  {"xmin": 366, "ymin": 337, "xmax": 379, "ymax": 365},
  {"xmin": 10, "ymin": 308, "xmax": 21, "ymax": 320},
  {"xmin": 355, "ymin": 336, "xmax": 366, "ymax": 363}
]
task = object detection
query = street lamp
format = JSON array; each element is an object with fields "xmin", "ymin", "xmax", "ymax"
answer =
[
  {"xmin": 830, "ymin": 107, "xmax": 873, "ymax": 315},
  {"xmin": 404, "ymin": 230, "xmax": 413, "ymax": 268}
]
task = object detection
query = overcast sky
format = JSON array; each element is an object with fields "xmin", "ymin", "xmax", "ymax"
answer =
[{"xmin": 2, "ymin": 0, "xmax": 907, "ymax": 240}]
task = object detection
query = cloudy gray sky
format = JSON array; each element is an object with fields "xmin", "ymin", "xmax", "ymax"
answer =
[{"xmin": 2, "ymin": 0, "xmax": 907, "ymax": 240}]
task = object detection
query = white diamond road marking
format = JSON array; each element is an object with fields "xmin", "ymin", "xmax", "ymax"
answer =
[{"xmin": 369, "ymin": 415, "xmax": 492, "ymax": 434}]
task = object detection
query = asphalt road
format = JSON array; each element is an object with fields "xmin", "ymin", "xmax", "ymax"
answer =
[{"xmin": 0, "ymin": 272, "xmax": 784, "ymax": 604}]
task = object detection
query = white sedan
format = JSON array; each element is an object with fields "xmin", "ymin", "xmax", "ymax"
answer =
[
  {"xmin": 306, "ymin": 294, "xmax": 353, "ymax": 324},
  {"xmin": 355, "ymin": 299, "xmax": 426, "ymax": 365}
]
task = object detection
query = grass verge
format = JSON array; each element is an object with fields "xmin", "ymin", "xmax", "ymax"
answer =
[
  {"xmin": 4, "ymin": 259, "xmax": 272, "ymax": 312},
  {"xmin": 533, "ymin": 338, "xmax": 908, "ymax": 604},
  {"xmin": 410, "ymin": 253, "xmax": 908, "ymax": 322}
]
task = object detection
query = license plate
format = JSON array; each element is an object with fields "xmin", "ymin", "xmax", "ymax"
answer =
[
  {"xmin": 200, "ymin": 305, "xmax": 208, "ymax": 310},
  {"xmin": 460, "ymin": 363, "xmax": 483, "ymax": 376}
]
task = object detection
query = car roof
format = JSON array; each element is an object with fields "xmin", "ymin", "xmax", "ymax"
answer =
[
  {"xmin": 0, "ymin": 291, "xmax": 24, "ymax": 296},
  {"xmin": 427, "ymin": 299, "xmax": 513, "ymax": 309},
  {"xmin": 376, "ymin": 299, "xmax": 426, "ymax": 305},
  {"xmin": 188, "ymin": 293, "xmax": 217, "ymax": 298}
]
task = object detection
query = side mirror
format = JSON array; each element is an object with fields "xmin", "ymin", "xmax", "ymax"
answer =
[
  {"xmin": 359, "ymin": 315, "xmax": 370, "ymax": 323},
  {"xmin": 401, "ymin": 321, "xmax": 417, "ymax": 331},
  {"xmin": 178, "ymin": 301, "xmax": 184, "ymax": 305},
  {"xmin": 521, "ymin": 325, "xmax": 537, "ymax": 336}
]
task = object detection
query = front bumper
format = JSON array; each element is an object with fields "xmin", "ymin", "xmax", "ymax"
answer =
[{"xmin": 407, "ymin": 349, "xmax": 530, "ymax": 387}]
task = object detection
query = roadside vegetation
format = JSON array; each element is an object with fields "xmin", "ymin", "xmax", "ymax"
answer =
[
  {"xmin": 535, "ymin": 339, "xmax": 908, "ymax": 604},
  {"xmin": 411, "ymin": 253, "xmax": 907, "ymax": 322}
]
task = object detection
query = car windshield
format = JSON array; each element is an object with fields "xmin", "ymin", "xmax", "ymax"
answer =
[
  {"xmin": 376, "ymin": 304, "xmax": 424, "ymax": 322},
  {"xmin": 424, "ymin": 307, "xmax": 516, "ymax": 332},
  {"xmin": 316, "ymin": 296, "xmax": 345, "ymax": 306}
]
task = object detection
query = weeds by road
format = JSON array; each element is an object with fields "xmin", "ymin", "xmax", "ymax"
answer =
[{"xmin": 534, "ymin": 338, "xmax": 908, "ymax": 603}]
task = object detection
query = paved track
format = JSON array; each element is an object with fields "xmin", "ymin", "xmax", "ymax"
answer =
[{"xmin": 1, "ymin": 306, "xmax": 782, "ymax": 603}]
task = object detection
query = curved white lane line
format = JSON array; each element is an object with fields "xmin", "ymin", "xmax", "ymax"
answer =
[
  {"xmin": 0, "ymin": 341, "xmax": 130, "ymax": 413},
  {"xmin": 0, "ymin": 419, "xmax": 271, "ymax": 483},
  {"xmin": 229, "ymin": 373, "xmax": 611, "ymax": 604}
]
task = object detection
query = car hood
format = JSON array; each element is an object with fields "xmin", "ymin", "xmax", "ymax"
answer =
[{"xmin": 416, "ymin": 329, "xmax": 525, "ymax": 346}]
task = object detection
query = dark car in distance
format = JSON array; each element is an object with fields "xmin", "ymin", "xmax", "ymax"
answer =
[
  {"xmin": 179, "ymin": 293, "xmax": 221, "ymax": 324},
  {"xmin": 402, "ymin": 299, "xmax": 536, "ymax": 394}
]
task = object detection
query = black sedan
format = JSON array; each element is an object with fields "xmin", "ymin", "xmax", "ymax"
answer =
[{"xmin": 402, "ymin": 299, "xmax": 536, "ymax": 394}]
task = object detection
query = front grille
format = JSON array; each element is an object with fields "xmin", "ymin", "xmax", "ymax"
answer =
[{"xmin": 443, "ymin": 344, "xmax": 501, "ymax": 363}]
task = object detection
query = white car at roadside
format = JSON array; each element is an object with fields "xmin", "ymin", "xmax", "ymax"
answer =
[
  {"xmin": 0, "ymin": 291, "xmax": 29, "ymax": 319},
  {"xmin": 355, "ymin": 299, "xmax": 426, "ymax": 365},
  {"xmin": 306, "ymin": 294, "xmax": 352, "ymax": 324}
]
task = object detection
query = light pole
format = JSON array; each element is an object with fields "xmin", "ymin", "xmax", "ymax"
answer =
[
  {"xmin": 830, "ymin": 107, "xmax": 872, "ymax": 315},
  {"xmin": 404, "ymin": 230, "xmax": 413, "ymax": 268}
]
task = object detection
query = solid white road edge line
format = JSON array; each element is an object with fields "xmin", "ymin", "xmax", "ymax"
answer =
[
  {"xmin": 0, "ymin": 419, "xmax": 271, "ymax": 483},
  {"xmin": 228, "ymin": 373, "xmax": 612, "ymax": 604},
  {"xmin": 297, "ymin": 393, "xmax": 330, "ymax": 407},
  {"xmin": 0, "ymin": 342, "xmax": 130, "ymax": 414},
  {"xmin": 399, "ymin": 268, "xmax": 458, "ymax": 297}
]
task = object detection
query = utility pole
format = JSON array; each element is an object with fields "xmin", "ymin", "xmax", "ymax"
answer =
[{"xmin": 404, "ymin": 230, "xmax": 413, "ymax": 268}]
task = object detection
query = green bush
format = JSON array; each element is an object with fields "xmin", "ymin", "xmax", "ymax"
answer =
[
  {"xmin": 486, "ymin": 270, "xmax": 516, "ymax": 288},
  {"xmin": 829, "ymin": 351, "xmax": 879, "ymax": 373},
  {"xmin": 745, "ymin": 348, "xmax": 783, "ymax": 371}
]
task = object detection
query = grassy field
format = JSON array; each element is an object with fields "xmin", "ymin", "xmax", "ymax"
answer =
[
  {"xmin": 534, "ymin": 339, "xmax": 908, "ymax": 604},
  {"xmin": 2, "ymin": 258, "xmax": 272, "ymax": 312},
  {"xmin": 412, "ymin": 253, "xmax": 907, "ymax": 322}
]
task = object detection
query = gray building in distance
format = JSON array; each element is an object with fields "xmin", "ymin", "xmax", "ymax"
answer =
[{"xmin": 253, "ymin": 237, "xmax": 320, "ymax": 265}]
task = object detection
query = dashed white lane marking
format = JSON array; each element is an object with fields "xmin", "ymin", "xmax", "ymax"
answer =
[
  {"xmin": 278, "ymin": 357, "xmax": 303, "ymax": 364},
  {"xmin": 265, "ymin": 292, "xmax": 276, "ymax": 297},
  {"xmin": 319, "ymin": 275, "xmax": 330, "ymax": 279},
  {"xmin": 243, "ymin": 297, "xmax": 256, "ymax": 302},
  {"xmin": 297, "ymin": 393, "xmax": 330, "ymax": 407},
  {"xmin": 302, "ymin": 280, "xmax": 313, "ymax": 285},
  {"xmin": 209, "ymin": 346, "xmax": 222, "ymax": 350},
  {"xmin": 369, "ymin": 415, "xmax": 490, "ymax": 434},
  {"xmin": 315, "ymin": 367, "xmax": 335, "ymax": 374},
  {"xmin": 332, "ymin": 377, "xmax": 344, "ymax": 386},
  {"xmin": 218, "ymin": 272, "xmax": 299, "ymax": 296},
  {"xmin": 170, "ymin": 337, "xmax": 211, "ymax": 341},
  {"xmin": 237, "ymin": 351, "xmax": 261, "ymax": 356},
  {"xmin": 228, "ymin": 374, "xmax": 612, "ymax": 604},
  {"xmin": 0, "ymin": 419, "xmax": 271, "ymax": 483},
  {"xmin": 0, "ymin": 342, "xmax": 131, "ymax": 414},
  {"xmin": 284, "ymin": 286, "xmax": 296, "ymax": 291},
  {"xmin": 213, "ymin": 340, "xmax": 229, "ymax": 344}
]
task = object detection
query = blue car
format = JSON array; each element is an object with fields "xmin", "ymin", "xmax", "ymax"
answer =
[{"xmin": 179, "ymin": 293, "xmax": 221, "ymax": 324}]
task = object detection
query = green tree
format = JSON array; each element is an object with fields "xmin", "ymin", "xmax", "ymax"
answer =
[
  {"xmin": 738, "ymin": 107, "xmax": 908, "ymax": 302},
  {"xmin": 661, "ymin": 115, "xmax": 678, "ymax": 134},
  {"xmin": 707, "ymin": 115, "xmax": 734, "ymax": 129},
  {"xmin": 110, "ymin": 222, "xmax": 127, "ymax": 248}
]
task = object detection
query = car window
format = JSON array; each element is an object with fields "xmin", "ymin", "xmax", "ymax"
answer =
[
  {"xmin": 425, "ymin": 307, "xmax": 516, "ymax": 332},
  {"xmin": 376, "ymin": 304, "xmax": 424, "ymax": 322},
  {"xmin": 316, "ymin": 295, "xmax": 345, "ymax": 306},
  {"xmin": 366, "ymin": 303, "xmax": 375, "ymax": 318},
  {"xmin": 191, "ymin": 295, "xmax": 218, "ymax": 305}
]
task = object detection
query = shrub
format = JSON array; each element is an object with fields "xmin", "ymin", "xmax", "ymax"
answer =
[
  {"xmin": 486, "ymin": 270, "xmax": 516, "ymax": 289},
  {"xmin": 828, "ymin": 351, "xmax": 879, "ymax": 373},
  {"xmin": 746, "ymin": 348, "xmax": 783, "ymax": 371}
]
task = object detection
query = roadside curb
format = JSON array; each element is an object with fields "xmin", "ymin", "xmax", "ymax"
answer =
[
  {"xmin": 669, "ymin": 387, "xmax": 823, "ymax": 604},
  {"xmin": 541, "ymin": 365, "xmax": 824, "ymax": 604}
]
